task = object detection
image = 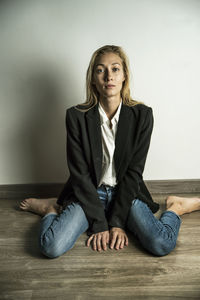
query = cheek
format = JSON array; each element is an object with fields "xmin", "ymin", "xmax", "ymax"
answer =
[
  {"xmin": 116, "ymin": 73, "xmax": 125, "ymax": 84},
  {"xmin": 94, "ymin": 75, "xmax": 103, "ymax": 85},
  {"xmin": 96, "ymin": 80, "xmax": 103, "ymax": 89},
  {"xmin": 93, "ymin": 78, "xmax": 104, "ymax": 92}
]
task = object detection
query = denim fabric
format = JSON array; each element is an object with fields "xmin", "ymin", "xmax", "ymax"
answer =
[
  {"xmin": 126, "ymin": 199, "xmax": 181, "ymax": 256},
  {"xmin": 39, "ymin": 184, "xmax": 181, "ymax": 258}
]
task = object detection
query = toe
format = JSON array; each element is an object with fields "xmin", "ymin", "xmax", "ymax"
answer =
[
  {"xmin": 20, "ymin": 200, "xmax": 28, "ymax": 209},
  {"xmin": 19, "ymin": 204, "xmax": 26, "ymax": 210}
]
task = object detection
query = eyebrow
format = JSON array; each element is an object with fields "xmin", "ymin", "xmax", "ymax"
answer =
[{"xmin": 96, "ymin": 62, "xmax": 121, "ymax": 67}]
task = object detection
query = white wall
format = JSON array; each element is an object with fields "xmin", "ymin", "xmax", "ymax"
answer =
[{"xmin": 0, "ymin": 0, "xmax": 199, "ymax": 184}]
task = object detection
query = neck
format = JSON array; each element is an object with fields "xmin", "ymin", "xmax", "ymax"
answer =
[{"xmin": 99, "ymin": 96, "xmax": 121, "ymax": 120}]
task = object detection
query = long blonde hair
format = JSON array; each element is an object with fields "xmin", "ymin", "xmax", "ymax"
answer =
[{"xmin": 76, "ymin": 45, "xmax": 142, "ymax": 111}]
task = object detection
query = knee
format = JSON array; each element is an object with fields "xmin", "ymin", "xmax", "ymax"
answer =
[
  {"xmin": 148, "ymin": 236, "xmax": 176, "ymax": 257},
  {"xmin": 39, "ymin": 236, "xmax": 72, "ymax": 259},
  {"xmin": 39, "ymin": 244, "xmax": 63, "ymax": 259}
]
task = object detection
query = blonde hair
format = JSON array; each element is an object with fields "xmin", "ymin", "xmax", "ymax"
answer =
[{"xmin": 76, "ymin": 45, "xmax": 142, "ymax": 111}]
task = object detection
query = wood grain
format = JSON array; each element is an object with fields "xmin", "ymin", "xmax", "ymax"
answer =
[{"xmin": 0, "ymin": 193, "xmax": 200, "ymax": 300}]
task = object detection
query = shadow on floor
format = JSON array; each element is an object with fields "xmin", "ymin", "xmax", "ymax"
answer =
[{"xmin": 14, "ymin": 202, "xmax": 46, "ymax": 259}]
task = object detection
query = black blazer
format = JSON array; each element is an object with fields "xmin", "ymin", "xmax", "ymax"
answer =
[{"xmin": 57, "ymin": 103, "xmax": 159, "ymax": 234}]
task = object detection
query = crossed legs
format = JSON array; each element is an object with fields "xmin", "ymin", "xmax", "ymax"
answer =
[{"xmin": 20, "ymin": 195, "xmax": 200, "ymax": 258}]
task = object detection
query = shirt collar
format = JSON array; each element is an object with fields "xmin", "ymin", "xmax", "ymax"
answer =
[{"xmin": 98, "ymin": 100, "xmax": 122, "ymax": 125}]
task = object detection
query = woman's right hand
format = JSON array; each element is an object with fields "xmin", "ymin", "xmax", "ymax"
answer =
[{"xmin": 86, "ymin": 230, "xmax": 109, "ymax": 251}]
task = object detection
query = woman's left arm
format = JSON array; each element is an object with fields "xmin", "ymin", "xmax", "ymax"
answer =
[{"xmin": 108, "ymin": 107, "xmax": 154, "ymax": 229}]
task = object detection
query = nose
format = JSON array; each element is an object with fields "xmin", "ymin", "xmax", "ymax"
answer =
[{"xmin": 104, "ymin": 69, "xmax": 113, "ymax": 81}]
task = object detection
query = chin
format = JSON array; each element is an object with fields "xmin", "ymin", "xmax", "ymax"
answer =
[{"xmin": 104, "ymin": 90, "xmax": 117, "ymax": 96}]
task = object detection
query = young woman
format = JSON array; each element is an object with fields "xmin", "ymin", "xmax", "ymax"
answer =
[{"xmin": 20, "ymin": 45, "xmax": 200, "ymax": 258}]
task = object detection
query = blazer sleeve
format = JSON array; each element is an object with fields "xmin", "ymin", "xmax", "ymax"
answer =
[
  {"xmin": 108, "ymin": 107, "xmax": 154, "ymax": 229},
  {"xmin": 65, "ymin": 108, "xmax": 108, "ymax": 234}
]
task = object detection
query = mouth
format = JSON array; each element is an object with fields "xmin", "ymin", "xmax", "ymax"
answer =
[{"xmin": 105, "ymin": 85, "xmax": 115, "ymax": 88}]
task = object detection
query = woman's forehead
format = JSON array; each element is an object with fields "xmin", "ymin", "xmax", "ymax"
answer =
[{"xmin": 95, "ymin": 52, "xmax": 123, "ymax": 66}]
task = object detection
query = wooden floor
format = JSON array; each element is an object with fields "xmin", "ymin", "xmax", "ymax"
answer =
[{"xmin": 0, "ymin": 194, "xmax": 200, "ymax": 300}]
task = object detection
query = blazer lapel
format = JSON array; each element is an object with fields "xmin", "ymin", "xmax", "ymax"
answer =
[
  {"xmin": 86, "ymin": 103, "xmax": 134, "ymax": 186},
  {"xmin": 86, "ymin": 105, "xmax": 103, "ymax": 186},
  {"xmin": 114, "ymin": 104, "xmax": 133, "ymax": 178}
]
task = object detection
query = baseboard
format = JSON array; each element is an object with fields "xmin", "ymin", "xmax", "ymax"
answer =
[
  {"xmin": 0, "ymin": 183, "xmax": 64, "ymax": 199},
  {"xmin": 0, "ymin": 179, "xmax": 199, "ymax": 199}
]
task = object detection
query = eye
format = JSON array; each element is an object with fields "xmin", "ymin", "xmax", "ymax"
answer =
[
  {"xmin": 96, "ymin": 68, "xmax": 104, "ymax": 74},
  {"xmin": 113, "ymin": 67, "xmax": 120, "ymax": 72}
]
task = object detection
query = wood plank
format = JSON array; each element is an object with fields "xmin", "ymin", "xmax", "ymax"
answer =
[
  {"xmin": 0, "ymin": 195, "xmax": 200, "ymax": 300},
  {"xmin": 145, "ymin": 179, "xmax": 200, "ymax": 194}
]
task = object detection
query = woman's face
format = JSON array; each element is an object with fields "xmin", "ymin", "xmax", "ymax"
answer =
[{"xmin": 92, "ymin": 52, "xmax": 125, "ymax": 100}]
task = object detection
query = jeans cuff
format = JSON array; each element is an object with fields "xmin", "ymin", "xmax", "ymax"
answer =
[
  {"xmin": 42, "ymin": 212, "xmax": 58, "ymax": 220},
  {"xmin": 164, "ymin": 210, "xmax": 182, "ymax": 223}
]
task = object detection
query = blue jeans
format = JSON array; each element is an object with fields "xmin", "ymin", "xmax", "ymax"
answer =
[{"xmin": 39, "ymin": 184, "xmax": 181, "ymax": 258}]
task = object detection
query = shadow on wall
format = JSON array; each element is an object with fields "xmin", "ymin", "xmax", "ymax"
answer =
[
  {"xmin": 0, "ymin": 1, "xmax": 74, "ymax": 184},
  {"xmin": 15, "ymin": 64, "xmax": 69, "ymax": 183}
]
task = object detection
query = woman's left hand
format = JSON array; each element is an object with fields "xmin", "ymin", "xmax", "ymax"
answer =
[{"xmin": 109, "ymin": 227, "xmax": 128, "ymax": 250}]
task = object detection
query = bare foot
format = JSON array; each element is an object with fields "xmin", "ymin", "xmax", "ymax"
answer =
[
  {"xmin": 19, "ymin": 197, "xmax": 61, "ymax": 217},
  {"xmin": 166, "ymin": 195, "xmax": 200, "ymax": 216}
]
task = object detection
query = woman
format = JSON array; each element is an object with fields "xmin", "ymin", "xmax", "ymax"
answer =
[{"xmin": 20, "ymin": 45, "xmax": 200, "ymax": 258}]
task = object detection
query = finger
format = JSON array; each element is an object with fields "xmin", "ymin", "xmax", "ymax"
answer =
[
  {"xmin": 120, "ymin": 237, "xmax": 125, "ymax": 249},
  {"xmin": 102, "ymin": 234, "xmax": 107, "ymax": 251},
  {"xmin": 87, "ymin": 235, "xmax": 93, "ymax": 247},
  {"xmin": 93, "ymin": 235, "xmax": 97, "ymax": 251},
  {"xmin": 115, "ymin": 235, "xmax": 122, "ymax": 250},
  {"xmin": 110, "ymin": 233, "xmax": 117, "ymax": 249},
  {"xmin": 125, "ymin": 235, "xmax": 129, "ymax": 246},
  {"xmin": 97, "ymin": 234, "xmax": 102, "ymax": 252},
  {"xmin": 106, "ymin": 232, "xmax": 110, "ymax": 244}
]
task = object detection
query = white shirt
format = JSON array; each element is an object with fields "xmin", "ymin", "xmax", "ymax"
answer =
[{"xmin": 98, "ymin": 100, "xmax": 122, "ymax": 187}]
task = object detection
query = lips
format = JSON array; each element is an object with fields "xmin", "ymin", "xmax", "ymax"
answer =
[{"xmin": 106, "ymin": 85, "xmax": 115, "ymax": 88}]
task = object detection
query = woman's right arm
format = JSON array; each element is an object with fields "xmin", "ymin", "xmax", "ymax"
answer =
[{"xmin": 65, "ymin": 108, "xmax": 108, "ymax": 234}]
